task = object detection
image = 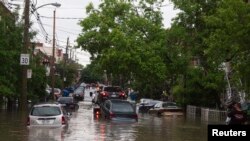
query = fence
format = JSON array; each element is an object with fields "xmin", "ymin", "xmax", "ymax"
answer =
[{"xmin": 186, "ymin": 105, "xmax": 227, "ymax": 123}]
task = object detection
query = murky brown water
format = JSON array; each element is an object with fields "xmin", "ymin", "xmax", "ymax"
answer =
[{"xmin": 0, "ymin": 91, "xmax": 208, "ymax": 141}]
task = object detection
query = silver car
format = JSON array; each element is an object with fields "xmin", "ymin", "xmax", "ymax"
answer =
[{"xmin": 27, "ymin": 103, "xmax": 69, "ymax": 128}]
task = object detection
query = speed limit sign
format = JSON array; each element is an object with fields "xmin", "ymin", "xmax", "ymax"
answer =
[{"xmin": 20, "ymin": 54, "xmax": 30, "ymax": 65}]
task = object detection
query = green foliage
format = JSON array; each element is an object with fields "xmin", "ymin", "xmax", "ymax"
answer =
[
  {"xmin": 56, "ymin": 60, "xmax": 83, "ymax": 87},
  {"xmin": 77, "ymin": 0, "xmax": 167, "ymax": 97},
  {"xmin": 204, "ymin": 0, "xmax": 250, "ymax": 97},
  {"xmin": 167, "ymin": 0, "xmax": 229, "ymax": 107},
  {"xmin": 80, "ymin": 61, "xmax": 103, "ymax": 83},
  {"xmin": 76, "ymin": 0, "xmax": 250, "ymax": 108},
  {"xmin": 27, "ymin": 62, "xmax": 47, "ymax": 103},
  {"xmin": 0, "ymin": 13, "xmax": 22, "ymax": 98}
]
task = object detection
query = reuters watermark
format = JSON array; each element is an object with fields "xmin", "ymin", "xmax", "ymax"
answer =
[{"xmin": 208, "ymin": 125, "xmax": 250, "ymax": 140}]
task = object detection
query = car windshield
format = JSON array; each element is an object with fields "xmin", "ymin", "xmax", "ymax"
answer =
[
  {"xmin": 111, "ymin": 102, "xmax": 134, "ymax": 113},
  {"xmin": 162, "ymin": 102, "xmax": 177, "ymax": 108},
  {"xmin": 31, "ymin": 106, "xmax": 61, "ymax": 116},
  {"xmin": 57, "ymin": 97, "xmax": 73, "ymax": 104},
  {"xmin": 140, "ymin": 99, "xmax": 152, "ymax": 104},
  {"xmin": 104, "ymin": 87, "xmax": 122, "ymax": 92}
]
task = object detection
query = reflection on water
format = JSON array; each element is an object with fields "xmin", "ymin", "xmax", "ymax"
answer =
[
  {"xmin": 0, "ymin": 104, "xmax": 208, "ymax": 141},
  {"xmin": 27, "ymin": 127, "xmax": 68, "ymax": 141},
  {"xmin": 136, "ymin": 114, "xmax": 207, "ymax": 141},
  {"xmin": 0, "ymin": 110, "xmax": 29, "ymax": 141}
]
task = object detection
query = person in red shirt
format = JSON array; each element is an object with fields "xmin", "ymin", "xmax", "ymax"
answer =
[{"xmin": 227, "ymin": 102, "xmax": 247, "ymax": 125}]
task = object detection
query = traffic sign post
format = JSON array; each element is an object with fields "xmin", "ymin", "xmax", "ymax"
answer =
[
  {"xmin": 27, "ymin": 69, "xmax": 32, "ymax": 78},
  {"xmin": 20, "ymin": 54, "xmax": 30, "ymax": 65}
]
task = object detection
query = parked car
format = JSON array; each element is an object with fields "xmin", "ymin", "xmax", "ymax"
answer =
[
  {"xmin": 73, "ymin": 86, "xmax": 85, "ymax": 101},
  {"xmin": 149, "ymin": 101, "xmax": 183, "ymax": 116},
  {"xmin": 100, "ymin": 99, "xmax": 138, "ymax": 122},
  {"xmin": 57, "ymin": 97, "xmax": 79, "ymax": 113},
  {"xmin": 97, "ymin": 86, "xmax": 126, "ymax": 104},
  {"xmin": 27, "ymin": 103, "xmax": 70, "ymax": 128},
  {"xmin": 138, "ymin": 99, "xmax": 161, "ymax": 113}
]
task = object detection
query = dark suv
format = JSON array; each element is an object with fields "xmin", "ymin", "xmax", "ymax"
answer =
[
  {"xmin": 57, "ymin": 97, "xmax": 79, "ymax": 113},
  {"xmin": 97, "ymin": 86, "xmax": 126, "ymax": 104},
  {"xmin": 73, "ymin": 86, "xmax": 85, "ymax": 101}
]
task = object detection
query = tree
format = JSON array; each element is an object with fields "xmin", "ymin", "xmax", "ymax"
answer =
[
  {"xmin": 80, "ymin": 60, "xmax": 103, "ymax": 84},
  {"xmin": 77, "ymin": 0, "xmax": 167, "ymax": 97},
  {"xmin": 204, "ymin": 0, "xmax": 250, "ymax": 98},
  {"xmin": 56, "ymin": 60, "xmax": 83, "ymax": 88},
  {"xmin": 168, "ymin": 0, "xmax": 226, "ymax": 107},
  {"xmin": 0, "ymin": 12, "xmax": 22, "ymax": 105}
]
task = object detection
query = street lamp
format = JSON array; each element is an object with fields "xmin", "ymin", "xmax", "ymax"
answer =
[
  {"xmin": 31, "ymin": 2, "xmax": 61, "ymax": 13},
  {"xmin": 20, "ymin": 1, "xmax": 61, "ymax": 111}
]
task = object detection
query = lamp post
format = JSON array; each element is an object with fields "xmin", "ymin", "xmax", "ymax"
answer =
[
  {"xmin": 20, "ymin": 1, "xmax": 61, "ymax": 111},
  {"xmin": 31, "ymin": 2, "xmax": 61, "ymax": 12}
]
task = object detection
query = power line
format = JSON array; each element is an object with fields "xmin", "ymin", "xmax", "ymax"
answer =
[
  {"xmin": 40, "ymin": 15, "xmax": 83, "ymax": 20},
  {"xmin": 34, "ymin": 22, "xmax": 80, "ymax": 35}
]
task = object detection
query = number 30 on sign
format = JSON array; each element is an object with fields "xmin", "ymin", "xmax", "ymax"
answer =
[{"xmin": 20, "ymin": 54, "xmax": 30, "ymax": 65}]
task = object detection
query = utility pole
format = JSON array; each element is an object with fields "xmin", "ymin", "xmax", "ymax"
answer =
[
  {"xmin": 50, "ymin": 10, "xmax": 56, "ymax": 101},
  {"xmin": 66, "ymin": 38, "xmax": 69, "ymax": 57},
  {"xmin": 20, "ymin": 0, "xmax": 30, "ymax": 111},
  {"xmin": 62, "ymin": 37, "xmax": 69, "ymax": 89}
]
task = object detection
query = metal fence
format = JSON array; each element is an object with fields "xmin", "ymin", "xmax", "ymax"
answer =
[{"xmin": 186, "ymin": 105, "xmax": 227, "ymax": 123}]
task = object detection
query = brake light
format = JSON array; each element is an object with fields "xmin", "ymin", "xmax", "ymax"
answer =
[
  {"xmin": 119, "ymin": 92, "xmax": 125, "ymax": 96},
  {"xmin": 27, "ymin": 117, "xmax": 30, "ymax": 125},
  {"xmin": 61, "ymin": 116, "xmax": 66, "ymax": 125},
  {"xmin": 101, "ymin": 92, "xmax": 107, "ymax": 96}
]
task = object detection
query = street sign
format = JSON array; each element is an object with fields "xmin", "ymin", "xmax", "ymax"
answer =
[
  {"xmin": 20, "ymin": 54, "xmax": 30, "ymax": 65},
  {"xmin": 27, "ymin": 69, "xmax": 32, "ymax": 78}
]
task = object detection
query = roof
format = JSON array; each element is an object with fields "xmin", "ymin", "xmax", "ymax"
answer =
[
  {"xmin": 109, "ymin": 99, "xmax": 130, "ymax": 103},
  {"xmin": 33, "ymin": 102, "xmax": 62, "ymax": 107}
]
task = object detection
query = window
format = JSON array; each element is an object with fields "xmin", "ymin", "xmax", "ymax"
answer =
[
  {"xmin": 58, "ymin": 97, "xmax": 73, "ymax": 104},
  {"xmin": 112, "ymin": 102, "xmax": 134, "ymax": 113},
  {"xmin": 104, "ymin": 86, "xmax": 122, "ymax": 92},
  {"xmin": 162, "ymin": 102, "xmax": 177, "ymax": 108},
  {"xmin": 31, "ymin": 106, "xmax": 61, "ymax": 116}
]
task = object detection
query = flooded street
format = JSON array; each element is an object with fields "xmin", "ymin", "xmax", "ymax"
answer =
[{"xmin": 0, "ymin": 90, "xmax": 208, "ymax": 141}]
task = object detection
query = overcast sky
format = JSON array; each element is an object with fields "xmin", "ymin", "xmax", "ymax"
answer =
[{"xmin": 9, "ymin": 0, "xmax": 179, "ymax": 66}]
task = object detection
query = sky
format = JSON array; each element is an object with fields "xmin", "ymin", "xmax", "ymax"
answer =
[{"xmin": 8, "ymin": 0, "xmax": 179, "ymax": 66}]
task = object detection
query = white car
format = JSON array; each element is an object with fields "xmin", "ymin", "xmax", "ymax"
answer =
[
  {"xmin": 27, "ymin": 103, "xmax": 69, "ymax": 128},
  {"xmin": 148, "ymin": 101, "xmax": 183, "ymax": 115}
]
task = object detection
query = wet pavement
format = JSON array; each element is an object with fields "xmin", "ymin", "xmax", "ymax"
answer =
[{"xmin": 0, "ymin": 89, "xmax": 208, "ymax": 141}]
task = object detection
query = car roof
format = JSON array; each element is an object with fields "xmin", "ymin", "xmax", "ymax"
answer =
[
  {"xmin": 162, "ymin": 101, "xmax": 176, "ymax": 104},
  {"xmin": 58, "ymin": 97, "xmax": 73, "ymax": 100},
  {"xmin": 108, "ymin": 99, "xmax": 131, "ymax": 103},
  {"xmin": 32, "ymin": 103, "xmax": 62, "ymax": 107}
]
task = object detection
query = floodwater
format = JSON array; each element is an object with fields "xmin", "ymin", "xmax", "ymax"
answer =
[{"xmin": 0, "ymin": 90, "xmax": 209, "ymax": 141}]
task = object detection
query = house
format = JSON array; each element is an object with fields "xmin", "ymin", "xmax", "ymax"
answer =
[{"xmin": 34, "ymin": 42, "xmax": 63, "ymax": 64}]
